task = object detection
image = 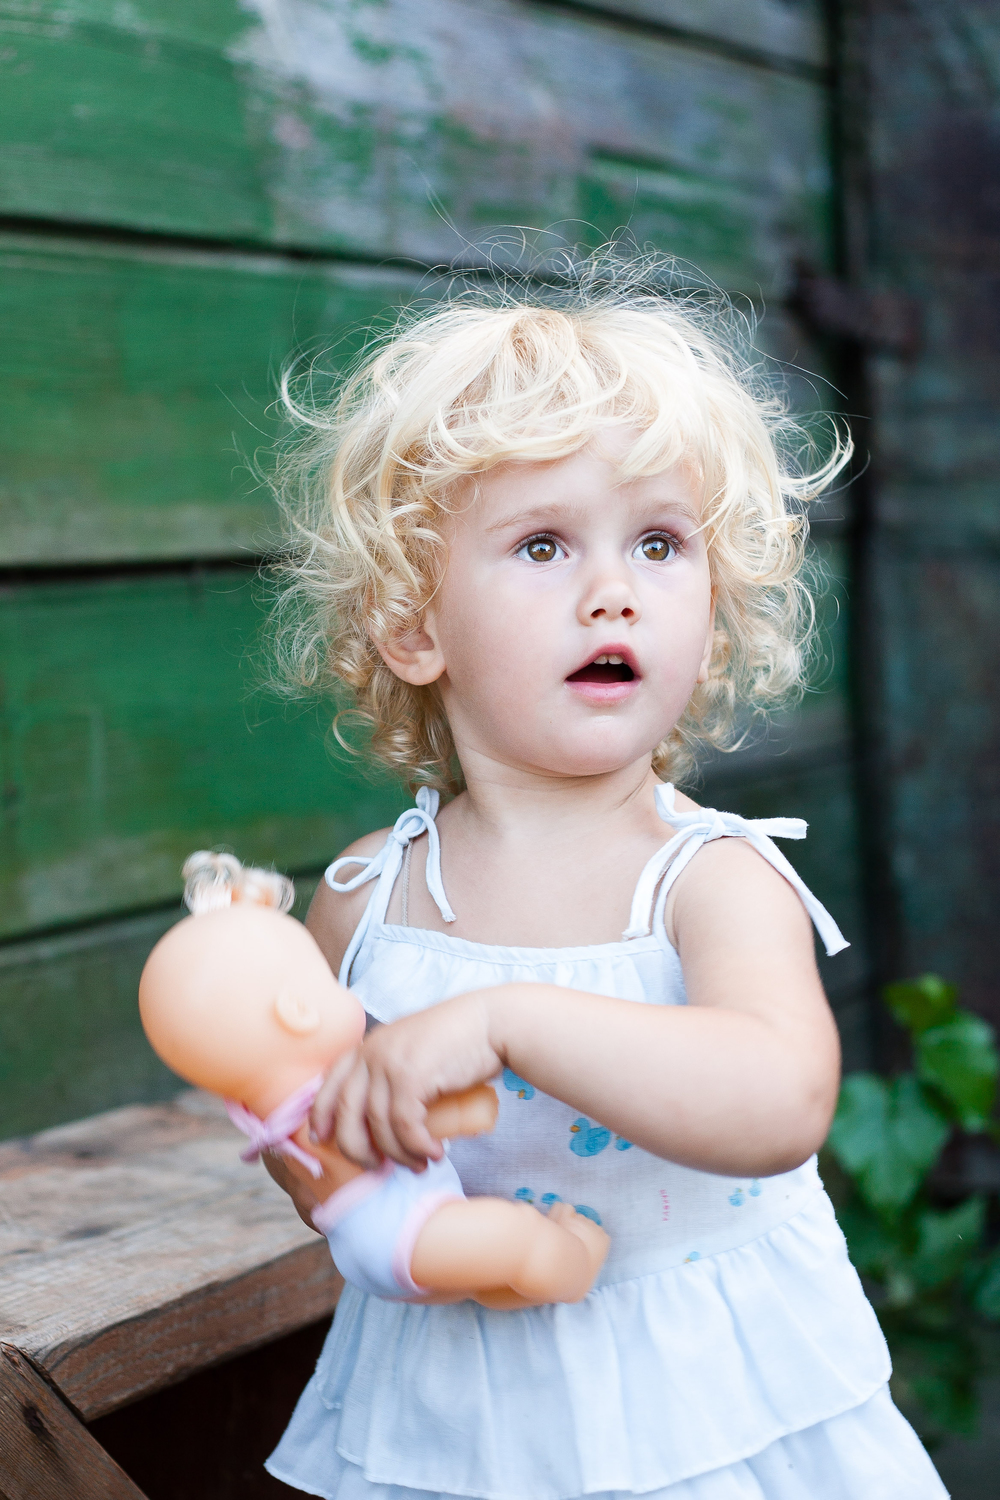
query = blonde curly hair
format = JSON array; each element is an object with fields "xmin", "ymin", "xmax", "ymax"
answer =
[{"xmin": 271, "ymin": 261, "xmax": 849, "ymax": 793}]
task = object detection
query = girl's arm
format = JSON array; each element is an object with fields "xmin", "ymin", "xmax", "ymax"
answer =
[{"xmin": 324, "ymin": 837, "xmax": 841, "ymax": 1180}]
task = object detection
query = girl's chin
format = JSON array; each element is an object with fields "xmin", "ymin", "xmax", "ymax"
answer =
[{"xmin": 524, "ymin": 735, "xmax": 662, "ymax": 780}]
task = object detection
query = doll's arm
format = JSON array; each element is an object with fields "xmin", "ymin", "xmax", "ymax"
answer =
[{"xmin": 425, "ymin": 1083, "xmax": 498, "ymax": 1138}]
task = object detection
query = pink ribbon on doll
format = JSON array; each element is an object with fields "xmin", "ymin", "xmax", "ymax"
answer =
[{"xmin": 225, "ymin": 1073, "xmax": 326, "ymax": 1180}]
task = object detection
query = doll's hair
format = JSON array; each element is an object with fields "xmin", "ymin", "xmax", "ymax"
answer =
[
  {"xmin": 271, "ymin": 253, "xmax": 850, "ymax": 791},
  {"xmin": 182, "ymin": 851, "xmax": 294, "ymax": 917}
]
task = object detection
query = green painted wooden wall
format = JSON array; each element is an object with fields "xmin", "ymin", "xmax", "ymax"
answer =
[{"xmin": 0, "ymin": 0, "xmax": 869, "ymax": 1140}]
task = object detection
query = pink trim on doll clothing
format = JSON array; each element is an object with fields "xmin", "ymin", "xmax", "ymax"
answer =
[
  {"xmin": 311, "ymin": 1159, "xmax": 396, "ymax": 1235},
  {"xmin": 390, "ymin": 1188, "xmax": 465, "ymax": 1297},
  {"xmin": 224, "ymin": 1073, "xmax": 325, "ymax": 1179}
]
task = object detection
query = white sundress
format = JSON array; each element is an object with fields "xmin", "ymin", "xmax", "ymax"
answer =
[{"xmin": 267, "ymin": 784, "xmax": 948, "ymax": 1500}]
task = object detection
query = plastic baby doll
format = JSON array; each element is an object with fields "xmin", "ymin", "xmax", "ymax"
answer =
[
  {"xmin": 139, "ymin": 852, "xmax": 608, "ymax": 1307},
  {"xmin": 257, "ymin": 272, "xmax": 948, "ymax": 1498}
]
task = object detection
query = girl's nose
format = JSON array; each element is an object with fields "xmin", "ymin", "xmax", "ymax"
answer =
[{"xmin": 577, "ymin": 573, "xmax": 642, "ymax": 625}]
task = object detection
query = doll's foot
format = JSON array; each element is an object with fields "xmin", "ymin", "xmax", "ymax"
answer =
[{"xmin": 547, "ymin": 1201, "xmax": 610, "ymax": 1290}]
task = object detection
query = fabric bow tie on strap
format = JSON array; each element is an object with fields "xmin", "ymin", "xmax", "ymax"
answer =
[
  {"xmin": 225, "ymin": 1073, "xmax": 326, "ymax": 1180},
  {"xmin": 622, "ymin": 782, "xmax": 849, "ymax": 957},
  {"xmin": 325, "ymin": 786, "xmax": 456, "ymax": 985}
]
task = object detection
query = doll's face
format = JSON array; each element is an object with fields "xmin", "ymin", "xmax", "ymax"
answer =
[
  {"xmin": 381, "ymin": 428, "xmax": 715, "ymax": 781},
  {"xmin": 139, "ymin": 906, "xmax": 366, "ymax": 1113}
]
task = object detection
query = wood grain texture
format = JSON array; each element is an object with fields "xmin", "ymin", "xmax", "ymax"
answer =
[
  {"xmin": 561, "ymin": 0, "xmax": 828, "ymax": 69},
  {"xmin": 0, "ymin": 567, "xmax": 408, "ymax": 939},
  {"xmin": 0, "ymin": 1092, "xmax": 341, "ymax": 1421},
  {"xmin": 0, "ymin": 239, "xmax": 842, "ymax": 565},
  {"xmin": 0, "ymin": 0, "xmax": 832, "ymax": 294},
  {"xmin": 841, "ymin": 0, "xmax": 1000, "ymax": 1024},
  {"xmin": 0, "ymin": 1344, "xmax": 147, "ymax": 1499},
  {"xmin": 0, "ymin": 234, "xmax": 420, "ymax": 564},
  {"xmin": 0, "ymin": 911, "xmax": 184, "ymax": 1141}
]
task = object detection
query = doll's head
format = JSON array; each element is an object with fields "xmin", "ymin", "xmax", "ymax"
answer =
[
  {"xmin": 139, "ymin": 852, "xmax": 365, "ymax": 1118},
  {"xmin": 274, "ymin": 260, "xmax": 849, "ymax": 789}
]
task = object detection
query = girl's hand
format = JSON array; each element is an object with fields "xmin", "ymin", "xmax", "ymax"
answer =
[
  {"xmin": 262, "ymin": 1149, "xmax": 324, "ymax": 1231},
  {"xmin": 311, "ymin": 991, "xmax": 504, "ymax": 1171}
]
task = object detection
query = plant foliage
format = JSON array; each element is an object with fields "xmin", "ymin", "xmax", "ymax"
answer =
[{"xmin": 823, "ymin": 975, "xmax": 1000, "ymax": 1443}]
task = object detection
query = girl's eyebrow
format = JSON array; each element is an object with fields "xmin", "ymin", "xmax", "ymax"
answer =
[
  {"xmin": 485, "ymin": 495, "xmax": 701, "ymax": 534},
  {"xmin": 485, "ymin": 502, "xmax": 588, "ymax": 534}
]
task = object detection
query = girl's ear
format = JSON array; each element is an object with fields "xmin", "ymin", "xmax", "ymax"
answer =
[
  {"xmin": 696, "ymin": 596, "xmax": 718, "ymax": 685},
  {"xmin": 376, "ymin": 620, "xmax": 446, "ymax": 685}
]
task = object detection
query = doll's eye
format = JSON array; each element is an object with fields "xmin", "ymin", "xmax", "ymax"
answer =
[
  {"xmin": 518, "ymin": 536, "xmax": 564, "ymax": 563},
  {"xmin": 634, "ymin": 534, "xmax": 677, "ymax": 563}
]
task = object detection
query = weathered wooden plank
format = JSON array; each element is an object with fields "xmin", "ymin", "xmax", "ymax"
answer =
[
  {"xmin": 562, "ymin": 1, "xmax": 828, "ymax": 69},
  {"xmin": 0, "ymin": 569, "xmax": 408, "ymax": 940},
  {"xmin": 0, "ymin": 234, "xmax": 420, "ymax": 564},
  {"xmin": 0, "ymin": 882, "xmax": 320, "ymax": 1143},
  {"xmin": 864, "ymin": 537, "xmax": 1000, "ymax": 1019},
  {"xmin": 839, "ymin": 0, "xmax": 1000, "ymax": 1029},
  {"xmin": 0, "ymin": 240, "xmax": 843, "ymax": 567},
  {"xmin": 0, "ymin": 1344, "xmax": 147, "ymax": 1500},
  {"xmin": 0, "ymin": 911, "xmax": 181, "ymax": 1141},
  {"xmin": 0, "ymin": 1092, "xmax": 341, "ymax": 1421},
  {"xmin": 0, "ymin": 0, "xmax": 832, "ymax": 294}
]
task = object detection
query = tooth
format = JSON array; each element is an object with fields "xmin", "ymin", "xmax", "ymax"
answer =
[
  {"xmin": 608, "ymin": 655, "xmax": 623, "ymax": 665},
  {"xmin": 594, "ymin": 655, "xmax": 608, "ymax": 664}
]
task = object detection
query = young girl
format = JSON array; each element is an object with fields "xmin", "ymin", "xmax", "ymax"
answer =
[{"xmin": 263, "ymin": 276, "xmax": 948, "ymax": 1498}]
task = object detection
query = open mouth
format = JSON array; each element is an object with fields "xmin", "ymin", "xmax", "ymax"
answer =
[{"xmin": 566, "ymin": 653, "xmax": 637, "ymax": 685}]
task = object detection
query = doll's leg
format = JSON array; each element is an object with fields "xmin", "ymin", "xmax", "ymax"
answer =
[{"xmin": 409, "ymin": 1197, "xmax": 609, "ymax": 1305}]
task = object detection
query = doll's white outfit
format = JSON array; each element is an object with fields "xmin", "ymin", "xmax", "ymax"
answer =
[
  {"xmin": 267, "ymin": 786, "xmax": 948, "ymax": 1500},
  {"xmin": 313, "ymin": 1153, "xmax": 466, "ymax": 1300}
]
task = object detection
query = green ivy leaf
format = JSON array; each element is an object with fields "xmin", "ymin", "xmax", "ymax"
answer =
[
  {"xmin": 884, "ymin": 975, "xmax": 957, "ymax": 1037},
  {"xmin": 827, "ymin": 1074, "xmax": 950, "ymax": 1214},
  {"xmin": 917, "ymin": 1012, "xmax": 998, "ymax": 1132},
  {"xmin": 910, "ymin": 1198, "xmax": 986, "ymax": 1291}
]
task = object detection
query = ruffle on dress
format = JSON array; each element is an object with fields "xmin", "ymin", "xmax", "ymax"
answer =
[
  {"xmin": 267, "ymin": 1194, "xmax": 908, "ymax": 1500},
  {"xmin": 267, "ymin": 1384, "xmax": 946, "ymax": 1500}
]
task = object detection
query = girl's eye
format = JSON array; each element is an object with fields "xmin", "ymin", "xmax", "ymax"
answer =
[
  {"xmin": 518, "ymin": 536, "xmax": 564, "ymax": 563},
  {"xmin": 635, "ymin": 534, "xmax": 676, "ymax": 563}
]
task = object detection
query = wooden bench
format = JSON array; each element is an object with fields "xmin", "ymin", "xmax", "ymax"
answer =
[{"xmin": 0, "ymin": 1091, "xmax": 342, "ymax": 1499}]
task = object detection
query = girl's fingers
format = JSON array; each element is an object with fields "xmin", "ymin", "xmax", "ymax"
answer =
[
  {"xmin": 365, "ymin": 1071, "xmax": 441, "ymax": 1170},
  {"xmin": 333, "ymin": 1057, "xmax": 382, "ymax": 1170},
  {"xmin": 309, "ymin": 1047, "xmax": 359, "ymax": 1143}
]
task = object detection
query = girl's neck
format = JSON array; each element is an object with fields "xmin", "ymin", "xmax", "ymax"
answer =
[{"xmin": 442, "ymin": 753, "xmax": 664, "ymax": 845}]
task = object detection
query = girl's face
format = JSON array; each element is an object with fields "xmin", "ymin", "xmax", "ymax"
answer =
[{"xmin": 390, "ymin": 429, "xmax": 715, "ymax": 781}]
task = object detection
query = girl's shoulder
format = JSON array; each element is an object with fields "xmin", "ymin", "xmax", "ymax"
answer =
[
  {"xmin": 306, "ymin": 825, "xmax": 396, "ymax": 978},
  {"xmin": 658, "ymin": 787, "xmax": 817, "ymax": 952}
]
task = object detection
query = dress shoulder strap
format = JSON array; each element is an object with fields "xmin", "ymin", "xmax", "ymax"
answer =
[
  {"xmin": 324, "ymin": 788, "xmax": 456, "ymax": 986},
  {"xmin": 624, "ymin": 783, "xmax": 849, "ymax": 957}
]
